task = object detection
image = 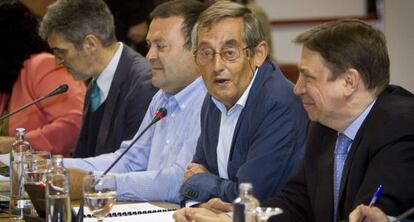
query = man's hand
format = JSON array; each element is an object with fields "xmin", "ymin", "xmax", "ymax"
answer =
[
  {"xmin": 199, "ymin": 198, "xmax": 233, "ymax": 213},
  {"xmin": 68, "ymin": 167, "xmax": 89, "ymax": 200},
  {"xmin": 0, "ymin": 136, "xmax": 14, "ymax": 154},
  {"xmin": 173, "ymin": 207, "xmax": 231, "ymax": 222},
  {"xmin": 349, "ymin": 204, "xmax": 389, "ymax": 222},
  {"xmin": 183, "ymin": 163, "xmax": 209, "ymax": 182}
]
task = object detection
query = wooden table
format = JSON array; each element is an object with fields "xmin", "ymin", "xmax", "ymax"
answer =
[{"xmin": 0, "ymin": 183, "xmax": 179, "ymax": 222}]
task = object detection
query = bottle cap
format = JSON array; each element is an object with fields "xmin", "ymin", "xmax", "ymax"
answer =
[{"xmin": 239, "ymin": 182, "xmax": 253, "ymax": 190}]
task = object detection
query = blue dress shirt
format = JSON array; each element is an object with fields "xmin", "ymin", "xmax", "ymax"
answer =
[{"xmin": 64, "ymin": 77, "xmax": 206, "ymax": 203}]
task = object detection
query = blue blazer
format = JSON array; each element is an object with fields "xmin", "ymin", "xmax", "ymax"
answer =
[{"xmin": 180, "ymin": 61, "xmax": 309, "ymax": 202}]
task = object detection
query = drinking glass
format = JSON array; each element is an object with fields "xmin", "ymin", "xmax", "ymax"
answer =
[
  {"xmin": 23, "ymin": 151, "xmax": 51, "ymax": 217},
  {"xmin": 24, "ymin": 151, "xmax": 51, "ymax": 184},
  {"xmin": 253, "ymin": 207, "xmax": 283, "ymax": 222},
  {"xmin": 83, "ymin": 174, "xmax": 117, "ymax": 222}
]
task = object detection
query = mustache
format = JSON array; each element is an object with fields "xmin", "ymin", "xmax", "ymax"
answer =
[{"xmin": 149, "ymin": 60, "xmax": 163, "ymax": 69}]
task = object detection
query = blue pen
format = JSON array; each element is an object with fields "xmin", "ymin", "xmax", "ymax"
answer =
[
  {"xmin": 368, "ymin": 184, "xmax": 383, "ymax": 207},
  {"xmin": 360, "ymin": 185, "xmax": 384, "ymax": 222}
]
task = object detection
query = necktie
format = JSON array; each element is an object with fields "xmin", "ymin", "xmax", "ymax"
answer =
[
  {"xmin": 90, "ymin": 80, "xmax": 101, "ymax": 112},
  {"xmin": 333, "ymin": 133, "xmax": 352, "ymax": 221}
]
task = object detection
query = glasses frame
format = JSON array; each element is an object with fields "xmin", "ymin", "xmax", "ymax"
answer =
[{"xmin": 194, "ymin": 46, "xmax": 250, "ymax": 65}]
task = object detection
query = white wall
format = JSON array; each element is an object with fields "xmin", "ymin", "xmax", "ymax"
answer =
[
  {"xmin": 255, "ymin": 0, "xmax": 414, "ymax": 92},
  {"xmin": 257, "ymin": 0, "xmax": 366, "ymax": 19},
  {"xmin": 384, "ymin": 0, "xmax": 414, "ymax": 93},
  {"xmin": 257, "ymin": 0, "xmax": 366, "ymax": 63}
]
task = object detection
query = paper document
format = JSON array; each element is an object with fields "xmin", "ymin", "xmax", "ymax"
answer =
[{"xmin": 74, "ymin": 202, "xmax": 175, "ymax": 222}]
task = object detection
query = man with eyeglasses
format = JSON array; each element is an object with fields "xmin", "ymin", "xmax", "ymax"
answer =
[
  {"xmin": 39, "ymin": 0, "xmax": 157, "ymax": 158},
  {"xmin": 179, "ymin": 1, "xmax": 308, "ymax": 204}
]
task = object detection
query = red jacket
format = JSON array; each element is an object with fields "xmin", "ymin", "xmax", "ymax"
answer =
[{"xmin": 0, "ymin": 53, "xmax": 86, "ymax": 156}]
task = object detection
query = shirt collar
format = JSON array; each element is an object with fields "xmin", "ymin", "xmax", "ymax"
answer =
[
  {"xmin": 212, "ymin": 67, "xmax": 259, "ymax": 114},
  {"xmin": 342, "ymin": 99, "xmax": 377, "ymax": 140},
  {"xmin": 95, "ymin": 42, "xmax": 123, "ymax": 102},
  {"xmin": 160, "ymin": 77, "xmax": 205, "ymax": 111}
]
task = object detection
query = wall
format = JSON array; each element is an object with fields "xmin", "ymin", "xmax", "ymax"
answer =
[
  {"xmin": 256, "ymin": 0, "xmax": 414, "ymax": 92},
  {"xmin": 383, "ymin": 0, "xmax": 414, "ymax": 93}
]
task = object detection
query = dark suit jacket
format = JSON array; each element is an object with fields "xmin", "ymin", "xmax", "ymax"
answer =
[
  {"xmin": 264, "ymin": 85, "xmax": 414, "ymax": 222},
  {"xmin": 180, "ymin": 61, "xmax": 309, "ymax": 203},
  {"xmin": 73, "ymin": 45, "xmax": 157, "ymax": 157}
]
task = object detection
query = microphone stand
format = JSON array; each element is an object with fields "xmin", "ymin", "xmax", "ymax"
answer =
[
  {"xmin": 75, "ymin": 108, "xmax": 167, "ymax": 222},
  {"xmin": 0, "ymin": 84, "xmax": 68, "ymax": 122},
  {"xmin": 393, "ymin": 206, "xmax": 414, "ymax": 222}
]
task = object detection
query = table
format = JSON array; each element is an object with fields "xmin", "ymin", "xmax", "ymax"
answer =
[{"xmin": 0, "ymin": 181, "xmax": 178, "ymax": 222}]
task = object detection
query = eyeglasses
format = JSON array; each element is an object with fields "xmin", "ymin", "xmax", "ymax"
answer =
[{"xmin": 194, "ymin": 46, "xmax": 250, "ymax": 65}]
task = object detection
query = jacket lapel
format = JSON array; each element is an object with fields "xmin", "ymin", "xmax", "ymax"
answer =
[
  {"xmin": 95, "ymin": 47, "xmax": 129, "ymax": 152},
  {"xmin": 313, "ymin": 128, "xmax": 337, "ymax": 221},
  {"xmin": 227, "ymin": 62, "xmax": 271, "ymax": 177},
  {"xmin": 209, "ymin": 102, "xmax": 221, "ymax": 175}
]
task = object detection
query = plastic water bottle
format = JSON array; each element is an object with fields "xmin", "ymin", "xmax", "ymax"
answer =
[
  {"xmin": 9, "ymin": 128, "xmax": 32, "ymax": 220},
  {"xmin": 233, "ymin": 183, "xmax": 260, "ymax": 222},
  {"xmin": 46, "ymin": 155, "xmax": 71, "ymax": 222}
]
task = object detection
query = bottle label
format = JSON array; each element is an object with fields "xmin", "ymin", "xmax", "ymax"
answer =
[{"xmin": 17, "ymin": 199, "xmax": 29, "ymax": 208}]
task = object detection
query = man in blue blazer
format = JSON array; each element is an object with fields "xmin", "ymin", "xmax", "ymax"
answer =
[{"xmin": 180, "ymin": 1, "xmax": 308, "ymax": 204}]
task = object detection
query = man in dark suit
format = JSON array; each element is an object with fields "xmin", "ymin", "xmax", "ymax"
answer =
[
  {"xmin": 173, "ymin": 18, "xmax": 414, "ymax": 222},
  {"xmin": 39, "ymin": 0, "xmax": 157, "ymax": 157},
  {"xmin": 262, "ymin": 19, "xmax": 414, "ymax": 222},
  {"xmin": 180, "ymin": 1, "xmax": 308, "ymax": 204}
]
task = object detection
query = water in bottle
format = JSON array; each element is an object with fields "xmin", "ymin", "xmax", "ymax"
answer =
[
  {"xmin": 46, "ymin": 155, "xmax": 71, "ymax": 222},
  {"xmin": 9, "ymin": 128, "xmax": 32, "ymax": 220},
  {"xmin": 233, "ymin": 183, "xmax": 260, "ymax": 222}
]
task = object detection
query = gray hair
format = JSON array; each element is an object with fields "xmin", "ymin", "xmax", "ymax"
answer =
[
  {"xmin": 39, "ymin": 0, "xmax": 116, "ymax": 48},
  {"xmin": 192, "ymin": 0, "xmax": 266, "ymax": 56}
]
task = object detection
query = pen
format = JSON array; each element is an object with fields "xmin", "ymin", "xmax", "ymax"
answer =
[
  {"xmin": 360, "ymin": 185, "xmax": 384, "ymax": 222},
  {"xmin": 368, "ymin": 184, "xmax": 383, "ymax": 207}
]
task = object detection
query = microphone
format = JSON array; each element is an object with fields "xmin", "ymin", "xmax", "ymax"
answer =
[
  {"xmin": 0, "ymin": 84, "xmax": 69, "ymax": 122},
  {"xmin": 46, "ymin": 84, "xmax": 69, "ymax": 97},
  {"xmin": 393, "ymin": 206, "xmax": 414, "ymax": 222},
  {"xmin": 102, "ymin": 107, "xmax": 167, "ymax": 176},
  {"xmin": 76, "ymin": 107, "xmax": 167, "ymax": 222}
]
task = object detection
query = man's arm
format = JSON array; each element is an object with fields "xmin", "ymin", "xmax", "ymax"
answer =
[
  {"xmin": 111, "ymin": 131, "xmax": 199, "ymax": 203},
  {"xmin": 181, "ymin": 102, "xmax": 306, "ymax": 202},
  {"xmin": 351, "ymin": 137, "xmax": 414, "ymax": 218},
  {"xmin": 263, "ymin": 162, "xmax": 313, "ymax": 222}
]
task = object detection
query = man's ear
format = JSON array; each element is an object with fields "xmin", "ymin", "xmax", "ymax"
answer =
[
  {"xmin": 82, "ymin": 34, "xmax": 100, "ymax": 53},
  {"xmin": 342, "ymin": 68, "xmax": 360, "ymax": 97},
  {"xmin": 252, "ymin": 40, "xmax": 269, "ymax": 67}
]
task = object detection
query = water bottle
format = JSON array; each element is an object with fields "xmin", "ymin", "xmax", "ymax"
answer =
[
  {"xmin": 233, "ymin": 183, "xmax": 260, "ymax": 222},
  {"xmin": 46, "ymin": 155, "xmax": 71, "ymax": 222},
  {"xmin": 9, "ymin": 128, "xmax": 32, "ymax": 220}
]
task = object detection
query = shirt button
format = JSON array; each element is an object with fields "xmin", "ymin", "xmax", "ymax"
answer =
[{"xmin": 166, "ymin": 140, "xmax": 170, "ymax": 144}]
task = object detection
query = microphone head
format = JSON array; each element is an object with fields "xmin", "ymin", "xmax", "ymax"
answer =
[
  {"xmin": 59, "ymin": 84, "xmax": 69, "ymax": 93},
  {"xmin": 157, "ymin": 107, "xmax": 167, "ymax": 119},
  {"xmin": 48, "ymin": 84, "xmax": 69, "ymax": 97},
  {"xmin": 151, "ymin": 107, "xmax": 167, "ymax": 124}
]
